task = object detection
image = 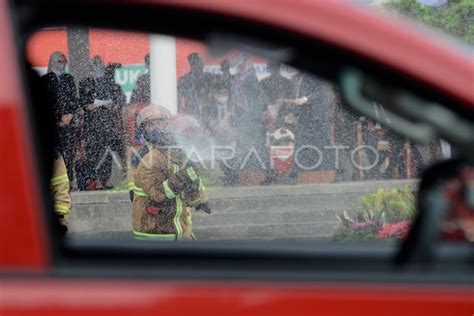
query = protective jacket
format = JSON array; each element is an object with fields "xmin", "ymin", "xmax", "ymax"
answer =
[
  {"xmin": 127, "ymin": 144, "xmax": 149, "ymax": 201},
  {"xmin": 132, "ymin": 146, "xmax": 207, "ymax": 240}
]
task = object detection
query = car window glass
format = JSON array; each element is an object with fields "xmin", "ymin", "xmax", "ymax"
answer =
[{"xmin": 27, "ymin": 27, "xmax": 452, "ymax": 245}]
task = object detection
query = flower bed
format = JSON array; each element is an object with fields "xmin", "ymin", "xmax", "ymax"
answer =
[{"xmin": 335, "ymin": 186, "xmax": 415, "ymax": 241}]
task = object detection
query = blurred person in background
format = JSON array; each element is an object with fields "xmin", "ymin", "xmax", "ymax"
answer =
[
  {"xmin": 177, "ymin": 52, "xmax": 214, "ymax": 116},
  {"xmin": 218, "ymin": 58, "xmax": 233, "ymax": 89},
  {"xmin": 103, "ymin": 62, "xmax": 127, "ymax": 177},
  {"xmin": 330, "ymin": 87, "xmax": 359, "ymax": 181},
  {"xmin": 42, "ymin": 51, "xmax": 79, "ymax": 184},
  {"xmin": 363, "ymin": 119, "xmax": 425, "ymax": 180},
  {"xmin": 288, "ymin": 69, "xmax": 333, "ymax": 178},
  {"xmin": 130, "ymin": 54, "xmax": 151, "ymax": 104},
  {"xmin": 78, "ymin": 56, "xmax": 125, "ymax": 190},
  {"xmin": 260, "ymin": 60, "xmax": 292, "ymax": 132},
  {"xmin": 200, "ymin": 80, "xmax": 238, "ymax": 186},
  {"xmin": 78, "ymin": 55, "xmax": 109, "ymax": 190},
  {"xmin": 200, "ymin": 79, "xmax": 233, "ymax": 134},
  {"xmin": 229, "ymin": 54, "xmax": 269, "ymax": 180}
]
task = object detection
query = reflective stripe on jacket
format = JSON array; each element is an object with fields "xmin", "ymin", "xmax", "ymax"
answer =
[{"xmin": 51, "ymin": 154, "xmax": 72, "ymax": 224}]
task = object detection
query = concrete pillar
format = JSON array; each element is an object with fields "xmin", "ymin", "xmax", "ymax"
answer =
[
  {"xmin": 150, "ymin": 34, "xmax": 178, "ymax": 114},
  {"xmin": 67, "ymin": 27, "xmax": 90, "ymax": 84}
]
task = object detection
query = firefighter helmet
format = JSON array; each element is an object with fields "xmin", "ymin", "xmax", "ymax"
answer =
[
  {"xmin": 168, "ymin": 113, "xmax": 201, "ymax": 136},
  {"xmin": 136, "ymin": 104, "xmax": 171, "ymax": 128}
]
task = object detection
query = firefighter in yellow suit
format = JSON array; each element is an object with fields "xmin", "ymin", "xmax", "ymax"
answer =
[
  {"xmin": 51, "ymin": 150, "xmax": 72, "ymax": 234},
  {"xmin": 127, "ymin": 104, "xmax": 170, "ymax": 202},
  {"xmin": 132, "ymin": 105, "xmax": 210, "ymax": 241}
]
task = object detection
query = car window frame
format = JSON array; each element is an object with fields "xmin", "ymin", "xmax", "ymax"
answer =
[{"xmin": 10, "ymin": 0, "xmax": 473, "ymax": 285}]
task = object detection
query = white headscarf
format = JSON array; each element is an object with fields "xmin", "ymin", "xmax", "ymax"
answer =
[{"xmin": 47, "ymin": 51, "xmax": 67, "ymax": 76}]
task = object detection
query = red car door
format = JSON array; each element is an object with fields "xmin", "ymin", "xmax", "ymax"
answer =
[{"xmin": 1, "ymin": 1, "xmax": 473, "ymax": 315}]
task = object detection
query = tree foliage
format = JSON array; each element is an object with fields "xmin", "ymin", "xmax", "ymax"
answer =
[{"xmin": 384, "ymin": 0, "xmax": 474, "ymax": 43}]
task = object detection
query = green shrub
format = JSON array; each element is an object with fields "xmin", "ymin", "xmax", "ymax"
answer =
[
  {"xmin": 357, "ymin": 186, "xmax": 416, "ymax": 225},
  {"xmin": 335, "ymin": 186, "xmax": 416, "ymax": 241}
]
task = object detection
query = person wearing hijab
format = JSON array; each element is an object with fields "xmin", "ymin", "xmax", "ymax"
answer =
[
  {"xmin": 78, "ymin": 56, "xmax": 126, "ymax": 190},
  {"xmin": 103, "ymin": 62, "xmax": 127, "ymax": 177},
  {"xmin": 41, "ymin": 51, "xmax": 79, "ymax": 183}
]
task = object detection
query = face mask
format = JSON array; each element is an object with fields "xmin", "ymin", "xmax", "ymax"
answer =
[
  {"xmin": 48, "ymin": 53, "xmax": 67, "ymax": 76},
  {"xmin": 230, "ymin": 67, "xmax": 239, "ymax": 75},
  {"xmin": 93, "ymin": 64, "xmax": 104, "ymax": 77},
  {"xmin": 144, "ymin": 128, "xmax": 176, "ymax": 147},
  {"xmin": 215, "ymin": 95, "xmax": 229, "ymax": 104},
  {"xmin": 51, "ymin": 62, "xmax": 66, "ymax": 76}
]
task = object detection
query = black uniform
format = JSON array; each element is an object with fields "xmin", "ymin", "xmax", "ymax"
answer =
[
  {"xmin": 260, "ymin": 73, "xmax": 292, "ymax": 104},
  {"xmin": 230, "ymin": 67, "xmax": 270, "ymax": 171},
  {"xmin": 41, "ymin": 72, "xmax": 78, "ymax": 181},
  {"xmin": 178, "ymin": 70, "xmax": 214, "ymax": 116},
  {"xmin": 78, "ymin": 73, "xmax": 125, "ymax": 186},
  {"xmin": 289, "ymin": 74, "xmax": 333, "ymax": 172},
  {"xmin": 130, "ymin": 73, "xmax": 150, "ymax": 104}
]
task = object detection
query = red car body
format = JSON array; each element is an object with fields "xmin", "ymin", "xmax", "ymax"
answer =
[{"xmin": 0, "ymin": 0, "xmax": 473, "ymax": 315}]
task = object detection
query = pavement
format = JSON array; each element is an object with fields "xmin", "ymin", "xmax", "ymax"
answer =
[{"xmin": 68, "ymin": 179, "xmax": 416, "ymax": 241}]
